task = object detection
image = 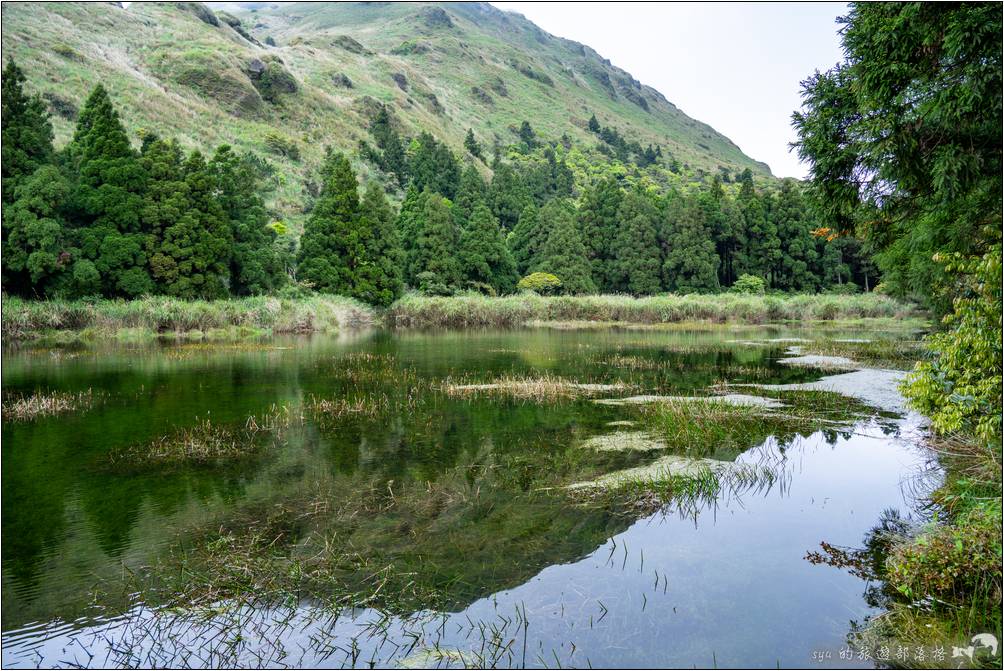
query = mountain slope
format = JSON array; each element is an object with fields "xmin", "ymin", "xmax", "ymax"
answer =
[{"xmin": 1, "ymin": 2, "xmax": 772, "ymax": 218}]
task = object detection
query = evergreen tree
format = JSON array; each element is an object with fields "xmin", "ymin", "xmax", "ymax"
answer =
[
  {"xmin": 210, "ymin": 145, "xmax": 285, "ymax": 295},
  {"xmin": 507, "ymin": 202, "xmax": 544, "ymax": 276},
  {"xmin": 2, "ymin": 165, "xmax": 74, "ymax": 296},
  {"xmin": 533, "ymin": 199, "xmax": 595, "ymax": 294},
  {"xmin": 459, "ymin": 202, "xmax": 518, "ymax": 294},
  {"xmin": 409, "ymin": 132, "xmax": 459, "ymax": 199},
  {"xmin": 363, "ymin": 106, "xmax": 407, "ymax": 187},
  {"xmin": 1, "ymin": 62, "xmax": 54, "ymax": 202},
  {"xmin": 487, "ymin": 162, "xmax": 530, "ymax": 230},
  {"xmin": 297, "ymin": 152, "xmax": 362, "ymax": 293},
  {"xmin": 518, "ymin": 120, "xmax": 537, "ymax": 149},
  {"xmin": 464, "ymin": 128, "xmax": 482, "ymax": 160},
  {"xmin": 770, "ymin": 179, "xmax": 820, "ymax": 292},
  {"xmin": 453, "ymin": 163, "xmax": 487, "ymax": 226},
  {"xmin": 140, "ymin": 138, "xmax": 190, "ymax": 294},
  {"xmin": 397, "ymin": 185, "xmax": 429, "ymax": 285},
  {"xmin": 68, "ymin": 85, "xmax": 152, "ymax": 297},
  {"xmin": 587, "ymin": 114, "xmax": 600, "ymax": 133},
  {"xmin": 155, "ymin": 151, "xmax": 231, "ymax": 298},
  {"xmin": 612, "ymin": 188, "xmax": 663, "ymax": 295},
  {"xmin": 577, "ymin": 176, "xmax": 623, "ymax": 290},
  {"xmin": 354, "ymin": 181, "xmax": 404, "ymax": 306},
  {"xmin": 662, "ymin": 197, "xmax": 720, "ymax": 293},
  {"xmin": 411, "ymin": 192, "xmax": 461, "ymax": 294}
]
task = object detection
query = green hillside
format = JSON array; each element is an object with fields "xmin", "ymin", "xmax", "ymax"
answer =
[{"xmin": 1, "ymin": 1, "xmax": 772, "ymax": 221}]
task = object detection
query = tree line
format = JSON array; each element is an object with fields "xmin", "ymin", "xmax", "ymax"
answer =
[{"xmin": 3, "ymin": 61, "xmax": 877, "ymax": 307}]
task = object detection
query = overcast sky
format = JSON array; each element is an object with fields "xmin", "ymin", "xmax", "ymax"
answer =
[{"xmin": 492, "ymin": 2, "xmax": 847, "ymax": 178}]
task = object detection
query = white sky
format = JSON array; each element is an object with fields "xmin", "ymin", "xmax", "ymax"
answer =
[{"xmin": 492, "ymin": 2, "xmax": 847, "ymax": 178}]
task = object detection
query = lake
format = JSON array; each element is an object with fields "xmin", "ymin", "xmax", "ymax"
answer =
[{"xmin": 1, "ymin": 325, "xmax": 933, "ymax": 668}]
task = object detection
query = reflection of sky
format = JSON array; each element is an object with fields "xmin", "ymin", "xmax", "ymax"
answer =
[{"xmin": 3, "ymin": 416, "xmax": 931, "ymax": 669}]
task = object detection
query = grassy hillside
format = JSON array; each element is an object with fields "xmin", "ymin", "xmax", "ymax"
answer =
[{"xmin": 1, "ymin": 1, "xmax": 772, "ymax": 224}]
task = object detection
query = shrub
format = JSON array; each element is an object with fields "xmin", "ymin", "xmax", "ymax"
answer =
[
  {"xmin": 517, "ymin": 272, "xmax": 562, "ymax": 295},
  {"xmin": 886, "ymin": 506, "xmax": 1002, "ymax": 604},
  {"xmin": 826, "ymin": 282, "xmax": 860, "ymax": 295},
  {"xmin": 731, "ymin": 274, "xmax": 766, "ymax": 295},
  {"xmin": 263, "ymin": 131, "xmax": 300, "ymax": 160}
]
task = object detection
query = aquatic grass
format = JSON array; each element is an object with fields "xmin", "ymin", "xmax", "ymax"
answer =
[
  {"xmin": 800, "ymin": 338, "xmax": 931, "ymax": 370},
  {"xmin": 440, "ymin": 373, "xmax": 632, "ymax": 403},
  {"xmin": 111, "ymin": 417, "xmax": 265, "ymax": 467},
  {"xmin": 1, "ymin": 388, "xmax": 96, "ymax": 422},
  {"xmin": 1, "ymin": 294, "xmax": 375, "ymax": 341},
  {"xmin": 387, "ymin": 292, "xmax": 921, "ymax": 329}
]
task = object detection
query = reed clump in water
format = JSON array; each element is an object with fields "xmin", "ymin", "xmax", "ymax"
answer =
[
  {"xmin": 441, "ymin": 373, "xmax": 631, "ymax": 403},
  {"xmin": 2, "ymin": 389, "xmax": 95, "ymax": 422}
]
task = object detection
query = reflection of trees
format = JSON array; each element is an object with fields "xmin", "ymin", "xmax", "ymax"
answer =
[{"xmin": 805, "ymin": 507, "xmax": 913, "ymax": 625}]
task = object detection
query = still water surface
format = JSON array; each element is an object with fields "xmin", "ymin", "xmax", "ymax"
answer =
[{"xmin": 1, "ymin": 327, "xmax": 930, "ymax": 668}]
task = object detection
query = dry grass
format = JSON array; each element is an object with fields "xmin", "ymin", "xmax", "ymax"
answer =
[
  {"xmin": 2, "ymin": 389, "xmax": 95, "ymax": 422},
  {"xmin": 112, "ymin": 418, "xmax": 258, "ymax": 466},
  {"xmin": 440, "ymin": 374, "xmax": 631, "ymax": 403}
]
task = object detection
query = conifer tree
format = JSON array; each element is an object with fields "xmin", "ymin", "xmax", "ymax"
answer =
[
  {"xmin": 297, "ymin": 151, "xmax": 362, "ymax": 293},
  {"xmin": 518, "ymin": 120, "xmax": 537, "ymax": 149},
  {"xmin": 1, "ymin": 62, "xmax": 54, "ymax": 202},
  {"xmin": 453, "ymin": 163, "xmax": 487, "ymax": 226},
  {"xmin": 154, "ymin": 151, "xmax": 231, "ymax": 298},
  {"xmin": 771, "ymin": 179, "xmax": 819, "ymax": 292},
  {"xmin": 487, "ymin": 163, "xmax": 530, "ymax": 230},
  {"xmin": 397, "ymin": 185, "xmax": 429, "ymax": 285},
  {"xmin": 1, "ymin": 61, "xmax": 67, "ymax": 295},
  {"xmin": 2, "ymin": 166, "xmax": 74, "ymax": 296},
  {"xmin": 587, "ymin": 114, "xmax": 600, "ymax": 133},
  {"xmin": 464, "ymin": 128, "xmax": 482, "ymax": 160},
  {"xmin": 612, "ymin": 188, "xmax": 663, "ymax": 295},
  {"xmin": 69, "ymin": 85, "xmax": 153, "ymax": 297},
  {"xmin": 411, "ymin": 192, "xmax": 461, "ymax": 294},
  {"xmin": 210, "ymin": 145, "xmax": 285, "ymax": 295},
  {"xmin": 409, "ymin": 132, "xmax": 459, "ymax": 199},
  {"xmin": 662, "ymin": 197, "xmax": 720, "ymax": 293},
  {"xmin": 459, "ymin": 202, "xmax": 518, "ymax": 293},
  {"xmin": 354, "ymin": 181, "xmax": 404, "ymax": 306},
  {"xmin": 507, "ymin": 202, "xmax": 544, "ymax": 275},
  {"xmin": 533, "ymin": 199, "xmax": 595, "ymax": 294},
  {"xmin": 578, "ymin": 176, "xmax": 623, "ymax": 290}
]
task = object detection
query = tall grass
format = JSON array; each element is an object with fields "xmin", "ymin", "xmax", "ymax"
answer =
[
  {"xmin": 2, "ymin": 294, "xmax": 375, "ymax": 341},
  {"xmin": 387, "ymin": 292, "xmax": 920, "ymax": 329}
]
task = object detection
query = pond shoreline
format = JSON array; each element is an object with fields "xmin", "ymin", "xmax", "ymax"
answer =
[{"xmin": 2, "ymin": 292, "xmax": 924, "ymax": 343}]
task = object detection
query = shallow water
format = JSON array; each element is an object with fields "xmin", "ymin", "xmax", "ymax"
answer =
[{"xmin": 1, "ymin": 326, "xmax": 932, "ymax": 668}]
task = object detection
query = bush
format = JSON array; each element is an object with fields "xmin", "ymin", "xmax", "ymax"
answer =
[
  {"xmin": 826, "ymin": 282, "xmax": 861, "ymax": 295},
  {"xmin": 730, "ymin": 274, "xmax": 766, "ymax": 295},
  {"xmin": 517, "ymin": 272, "xmax": 562, "ymax": 295},
  {"xmin": 263, "ymin": 131, "xmax": 300, "ymax": 160},
  {"xmin": 887, "ymin": 506, "xmax": 1002, "ymax": 604}
]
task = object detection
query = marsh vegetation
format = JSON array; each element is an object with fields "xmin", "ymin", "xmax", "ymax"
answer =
[{"xmin": 4, "ymin": 323, "xmax": 962, "ymax": 668}]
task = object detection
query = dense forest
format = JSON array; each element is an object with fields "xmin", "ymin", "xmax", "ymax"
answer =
[{"xmin": 2, "ymin": 61, "xmax": 877, "ymax": 307}]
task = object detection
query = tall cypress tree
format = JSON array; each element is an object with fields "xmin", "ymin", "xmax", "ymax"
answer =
[
  {"xmin": 453, "ymin": 163, "xmax": 487, "ymax": 227},
  {"xmin": 612, "ymin": 188, "xmax": 663, "ymax": 295},
  {"xmin": 354, "ymin": 181, "xmax": 404, "ymax": 306},
  {"xmin": 1, "ymin": 62, "xmax": 54, "ymax": 202},
  {"xmin": 771, "ymin": 179, "xmax": 819, "ymax": 292},
  {"xmin": 296, "ymin": 152, "xmax": 362, "ymax": 293},
  {"xmin": 508, "ymin": 202, "xmax": 545, "ymax": 276},
  {"xmin": 397, "ymin": 185, "xmax": 429, "ymax": 286},
  {"xmin": 411, "ymin": 192, "xmax": 461, "ymax": 294},
  {"xmin": 1, "ymin": 61, "xmax": 68, "ymax": 295},
  {"xmin": 662, "ymin": 197, "xmax": 720, "ymax": 293},
  {"xmin": 69, "ymin": 85, "xmax": 152, "ymax": 297},
  {"xmin": 459, "ymin": 202, "xmax": 518, "ymax": 294},
  {"xmin": 210, "ymin": 145, "xmax": 286, "ymax": 295},
  {"xmin": 534, "ymin": 199, "xmax": 595, "ymax": 294},
  {"xmin": 409, "ymin": 132, "xmax": 459, "ymax": 199},
  {"xmin": 578, "ymin": 176, "xmax": 623, "ymax": 291},
  {"xmin": 487, "ymin": 162, "xmax": 530, "ymax": 230}
]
